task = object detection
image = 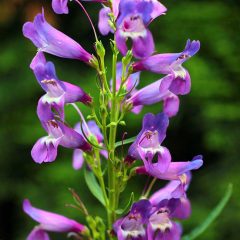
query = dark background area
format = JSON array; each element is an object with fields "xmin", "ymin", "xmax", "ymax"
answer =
[{"xmin": 0, "ymin": 0, "xmax": 239, "ymax": 239}]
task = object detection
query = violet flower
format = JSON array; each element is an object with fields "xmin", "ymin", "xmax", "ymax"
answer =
[
  {"xmin": 126, "ymin": 75, "xmax": 180, "ymax": 117},
  {"xmin": 115, "ymin": 0, "xmax": 167, "ymax": 58},
  {"xmin": 126, "ymin": 112, "xmax": 171, "ymax": 173},
  {"xmin": 31, "ymin": 119, "xmax": 91, "ymax": 164},
  {"xmin": 73, "ymin": 120, "xmax": 107, "ymax": 170},
  {"xmin": 147, "ymin": 199, "xmax": 182, "ymax": 240},
  {"xmin": 136, "ymin": 155, "xmax": 203, "ymax": 183},
  {"xmin": 23, "ymin": 9, "xmax": 93, "ymax": 62},
  {"xmin": 133, "ymin": 40, "xmax": 200, "ymax": 94},
  {"xmin": 31, "ymin": 52, "xmax": 92, "ymax": 121},
  {"xmin": 113, "ymin": 199, "xmax": 152, "ymax": 240},
  {"xmin": 23, "ymin": 199, "xmax": 87, "ymax": 239}
]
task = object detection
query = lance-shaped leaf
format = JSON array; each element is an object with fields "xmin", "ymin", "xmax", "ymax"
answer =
[
  {"xmin": 182, "ymin": 184, "xmax": 233, "ymax": 240},
  {"xmin": 84, "ymin": 168, "xmax": 106, "ymax": 206}
]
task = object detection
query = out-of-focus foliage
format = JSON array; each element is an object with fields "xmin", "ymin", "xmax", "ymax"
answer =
[{"xmin": 0, "ymin": 0, "xmax": 239, "ymax": 239}]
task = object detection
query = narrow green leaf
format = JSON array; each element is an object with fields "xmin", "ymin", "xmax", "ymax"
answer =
[
  {"xmin": 84, "ymin": 168, "xmax": 106, "ymax": 206},
  {"xmin": 182, "ymin": 184, "xmax": 233, "ymax": 240},
  {"xmin": 115, "ymin": 192, "xmax": 134, "ymax": 215},
  {"xmin": 115, "ymin": 136, "xmax": 136, "ymax": 148}
]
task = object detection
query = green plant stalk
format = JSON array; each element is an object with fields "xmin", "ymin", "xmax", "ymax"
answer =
[
  {"xmin": 94, "ymin": 149, "xmax": 109, "ymax": 208},
  {"xmin": 107, "ymin": 43, "xmax": 119, "ymax": 231}
]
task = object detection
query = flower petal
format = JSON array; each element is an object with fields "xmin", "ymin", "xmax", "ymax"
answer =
[
  {"xmin": 31, "ymin": 136, "xmax": 61, "ymax": 163},
  {"xmin": 127, "ymin": 75, "xmax": 174, "ymax": 107},
  {"xmin": 163, "ymin": 92, "xmax": 180, "ymax": 117},
  {"xmin": 115, "ymin": 29, "xmax": 128, "ymax": 56},
  {"xmin": 132, "ymin": 29, "xmax": 154, "ymax": 58},
  {"xmin": 63, "ymin": 81, "xmax": 92, "ymax": 105},
  {"xmin": 169, "ymin": 69, "xmax": 191, "ymax": 95},
  {"xmin": 136, "ymin": 157, "xmax": 203, "ymax": 180},
  {"xmin": 72, "ymin": 149, "xmax": 84, "ymax": 170},
  {"xmin": 52, "ymin": 0, "xmax": 69, "ymax": 14},
  {"xmin": 57, "ymin": 121, "xmax": 92, "ymax": 151},
  {"xmin": 151, "ymin": 0, "xmax": 167, "ymax": 20},
  {"xmin": 133, "ymin": 40, "xmax": 200, "ymax": 73},
  {"xmin": 98, "ymin": 7, "xmax": 112, "ymax": 35},
  {"xmin": 27, "ymin": 227, "xmax": 50, "ymax": 240},
  {"xmin": 37, "ymin": 98, "xmax": 55, "ymax": 123}
]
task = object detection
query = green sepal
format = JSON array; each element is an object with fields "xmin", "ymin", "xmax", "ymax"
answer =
[
  {"xmin": 95, "ymin": 41, "xmax": 105, "ymax": 58},
  {"xmin": 119, "ymin": 121, "xmax": 126, "ymax": 126}
]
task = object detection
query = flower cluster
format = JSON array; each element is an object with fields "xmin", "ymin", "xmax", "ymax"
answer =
[
  {"xmin": 114, "ymin": 174, "xmax": 193, "ymax": 240},
  {"xmin": 22, "ymin": 0, "xmax": 202, "ymax": 239}
]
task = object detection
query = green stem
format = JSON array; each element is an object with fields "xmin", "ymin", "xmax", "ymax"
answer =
[
  {"xmin": 107, "ymin": 42, "xmax": 119, "ymax": 230},
  {"xmin": 99, "ymin": 56, "xmax": 111, "ymax": 95},
  {"xmin": 94, "ymin": 150, "xmax": 109, "ymax": 207}
]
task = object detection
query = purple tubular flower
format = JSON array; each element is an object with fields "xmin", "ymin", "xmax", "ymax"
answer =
[
  {"xmin": 31, "ymin": 52, "xmax": 92, "ymax": 121},
  {"xmin": 31, "ymin": 119, "xmax": 91, "ymax": 164},
  {"xmin": 133, "ymin": 40, "xmax": 200, "ymax": 94},
  {"xmin": 23, "ymin": 199, "xmax": 86, "ymax": 239},
  {"xmin": 115, "ymin": 0, "xmax": 167, "ymax": 58},
  {"xmin": 23, "ymin": 9, "xmax": 93, "ymax": 62},
  {"xmin": 72, "ymin": 121, "xmax": 107, "ymax": 170},
  {"xmin": 147, "ymin": 199, "xmax": 182, "ymax": 240},
  {"xmin": 52, "ymin": 0, "xmax": 69, "ymax": 14},
  {"xmin": 126, "ymin": 75, "xmax": 180, "ymax": 117},
  {"xmin": 113, "ymin": 199, "xmax": 152, "ymax": 240},
  {"xmin": 126, "ymin": 112, "xmax": 170, "ymax": 173},
  {"xmin": 136, "ymin": 155, "xmax": 203, "ymax": 182}
]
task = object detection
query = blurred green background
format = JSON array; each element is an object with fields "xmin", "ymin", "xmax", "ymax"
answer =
[{"xmin": 0, "ymin": 0, "xmax": 239, "ymax": 239}]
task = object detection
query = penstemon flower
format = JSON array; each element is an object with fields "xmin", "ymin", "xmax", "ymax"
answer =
[
  {"xmin": 115, "ymin": 0, "xmax": 166, "ymax": 58},
  {"xmin": 23, "ymin": 9, "xmax": 93, "ymax": 62},
  {"xmin": 23, "ymin": 199, "xmax": 87, "ymax": 239},
  {"xmin": 31, "ymin": 52, "xmax": 92, "ymax": 121},
  {"xmin": 31, "ymin": 118, "xmax": 91, "ymax": 163},
  {"xmin": 113, "ymin": 199, "xmax": 152, "ymax": 239},
  {"xmin": 21, "ymin": 1, "xmax": 228, "ymax": 240},
  {"xmin": 133, "ymin": 40, "xmax": 200, "ymax": 94},
  {"xmin": 126, "ymin": 75, "xmax": 180, "ymax": 117}
]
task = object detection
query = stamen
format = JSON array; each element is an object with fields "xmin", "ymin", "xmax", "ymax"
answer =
[
  {"xmin": 48, "ymin": 120, "xmax": 59, "ymax": 128},
  {"xmin": 41, "ymin": 79, "xmax": 57, "ymax": 86},
  {"xmin": 177, "ymin": 54, "xmax": 189, "ymax": 60}
]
